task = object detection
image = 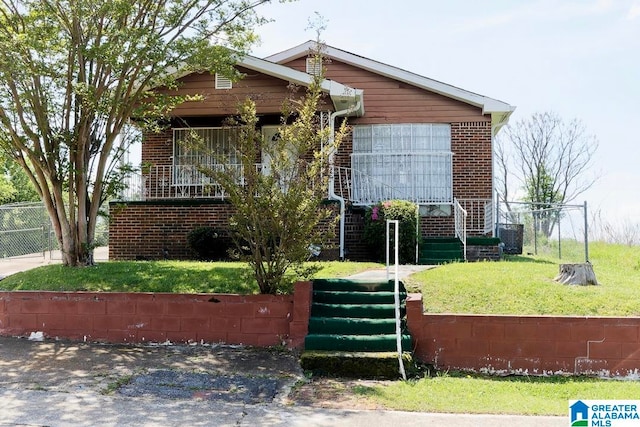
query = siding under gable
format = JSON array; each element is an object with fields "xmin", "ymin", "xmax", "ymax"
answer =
[
  {"xmin": 158, "ymin": 66, "xmax": 332, "ymax": 117},
  {"xmin": 283, "ymin": 57, "xmax": 489, "ymax": 124}
]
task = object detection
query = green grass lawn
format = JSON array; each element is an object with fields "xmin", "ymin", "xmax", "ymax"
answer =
[
  {"xmin": 0, "ymin": 260, "xmax": 383, "ymax": 294},
  {"xmin": 354, "ymin": 372, "xmax": 640, "ymax": 416},
  {"xmin": 405, "ymin": 241, "xmax": 640, "ymax": 316}
]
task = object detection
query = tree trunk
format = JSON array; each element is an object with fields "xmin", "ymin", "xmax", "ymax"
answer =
[{"xmin": 554, "ymin": 263, "xmax": 598, "ymax": 286}]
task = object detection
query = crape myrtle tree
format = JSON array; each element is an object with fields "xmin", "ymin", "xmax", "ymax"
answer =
[
  {"xmin": 188, "ymin": 47, "xmax": 350, "ymax": 294},
  {"xmin": 0, "ymin": 0, "xmax": 273, "ymax": 266},
  {"xmin": 0, "ymin": 152, "xmax": 39, "ymax": 204},
  {"xmin": 496, "ymin": 111, "xmax": 598, "ymax": 237}
]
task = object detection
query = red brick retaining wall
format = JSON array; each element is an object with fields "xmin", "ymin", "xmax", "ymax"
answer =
[
  {"xmin": 407, "ymin": 293, "xmax": 640, "ymax": 377},
  {"xmin": 5, "ymin": 285, "xmax": 639, "ymax": 377},
  {"xmin": 0, "ymin": 282, "xmax": 313, "ymax": 348}
]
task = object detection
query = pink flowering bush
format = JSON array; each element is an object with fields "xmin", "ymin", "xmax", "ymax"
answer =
[{"xmin": 363, "ymin": 200, "xmax": 418, "ymax": 263}]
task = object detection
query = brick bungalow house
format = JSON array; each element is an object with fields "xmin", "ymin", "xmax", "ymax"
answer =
[{"xmin": 109, "ymin": 41, "xmax": 515, "ymax": 262}]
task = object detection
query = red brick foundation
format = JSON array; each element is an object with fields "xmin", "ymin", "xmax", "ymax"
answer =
[
  {"xmin": 407, "ymin": 293, "xmax": 640, "ymax": 377},
  {"xmin": 0, "ymin": 282, "xmax": 313, "ymax": 348}
]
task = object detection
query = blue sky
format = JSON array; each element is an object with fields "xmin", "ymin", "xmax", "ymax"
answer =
[{"xmin": 252, "ymin": 0, "xmax": 640, "ymax": 223}]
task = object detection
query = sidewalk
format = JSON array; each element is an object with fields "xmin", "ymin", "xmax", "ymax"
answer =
[{"xmin": 0, "ymin": 246, "xmax": 108, "ymax": 279}]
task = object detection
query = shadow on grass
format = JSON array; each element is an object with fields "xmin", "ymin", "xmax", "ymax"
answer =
[{"xmin": 503, "ymin": 255, "xmax": 556, "ymax": 265}]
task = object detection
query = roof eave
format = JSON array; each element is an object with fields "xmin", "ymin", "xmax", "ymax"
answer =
[
  {"xmin": 267, "ymin": 41, "xmax": 513, "ymax": 125},
  {"xmin": 239, "ymin": 55, "xmax": 363, "ymax": 116}
]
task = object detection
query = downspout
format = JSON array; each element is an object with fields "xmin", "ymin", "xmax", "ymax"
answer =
[
  {"xmin": 491, "ymin": 112, "xmax": 511, "ymax": 237},
  {"xmin": 328, "ymin": 101, "xmax": 361, "ymax": 260}
]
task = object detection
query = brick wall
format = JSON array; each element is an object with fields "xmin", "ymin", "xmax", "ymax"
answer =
[
  {"xmin": 109, "ymin": 200, "xmax": 236, "ymax": 260},
  {"xmin": 109, "ymin": 200, "xmax": 343, "ymax": 261},
  {"xmin": 466, "ymin": 245, "xmax": 501, "ymax": 262},
  {"xmin": 0, "ymin": 282, "xmax": 313, "ymax": 348},
  {"xmin": 142, "ymin": 129, "xmax": 173, "ymax": 168},
  {"xmin": 407, "ymin": 294, "xmax": 640, "ymax": 377},
  {"xmin": 451, "ymin": 121, "xmax": 493, "ymax": 200}
]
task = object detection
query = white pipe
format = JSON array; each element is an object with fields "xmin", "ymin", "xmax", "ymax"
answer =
[{"xmin": 328, "ymin": 101, "xmax": 361, "ymax": 259}]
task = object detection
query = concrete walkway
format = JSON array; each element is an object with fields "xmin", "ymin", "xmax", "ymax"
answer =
[
  {"xmin": 347, "ymin": 264, "xmax": 433, "ymax": 281},
  {"xmin": 0, "ymin": 246, "xmax": 108, "ymax": 279}
]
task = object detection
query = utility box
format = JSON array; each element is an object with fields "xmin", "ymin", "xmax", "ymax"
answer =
[{"xmin": 498, "ymin": 224, "xmax": 524, "ymax": 255}]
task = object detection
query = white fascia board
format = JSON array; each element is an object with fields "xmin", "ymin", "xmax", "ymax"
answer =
[
  {"xmin": 266, "ymin": 41, "xmax": 514, "ymax": 120},
  {"xmin": 238, "ymin": 54, "xmax": 363, "ymax": 116}
]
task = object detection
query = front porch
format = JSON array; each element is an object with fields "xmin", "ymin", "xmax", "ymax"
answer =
[{"xmin": 113, "ymin": 163, "xmax": 495, "ymax": 262}]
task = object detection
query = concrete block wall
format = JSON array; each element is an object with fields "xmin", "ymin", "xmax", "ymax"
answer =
[
  {"xmin": 0, "ymin": 283, "xmax": 313, "ymax": 348},
  {"xmin": 406, "ymin": 293, "xmax": 640, "ymax": 377}
]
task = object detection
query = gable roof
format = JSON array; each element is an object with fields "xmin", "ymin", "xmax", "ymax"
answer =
[
  {"xmin": 266, "ymin": 41, "xmax": 515, "ymax": 130},
  {"xmin": 238, "ymin": 54, "xmax": 364, "ymax": 116},
  {"xmin": 161, "ymin": 52, "xmax": 364, "ymax": 117}
]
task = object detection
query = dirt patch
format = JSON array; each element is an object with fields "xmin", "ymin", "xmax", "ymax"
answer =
[{"xmin": 286, "ymin": 377, "xmax": 390, "ymax": 410}]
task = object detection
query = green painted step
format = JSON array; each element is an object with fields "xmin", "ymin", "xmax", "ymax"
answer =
[
  {"xmin": 312, "ymin": 278, "xmax": 401, "ymax": 293},
  {"xmin": 308, "ymin": 317, "xmax": 401, "ymax": 335},
  {"xmin": 419, "ymin": 237, "xmax": 464, "ymax": 265},
  {"xmin": 418, "ymin": 258, "xmax": 464, "ymax": 265},
  {"xmin": 420, "ymin": 242, "xmax": 462, "ymax": 252},
  {"xmin": 311, "ymin": 302, "xmax": 404, "ymax": 319},
  {"xmin": 304, "ymin": 333, "xmax": 413, "ymax": 352},
  {"xmin": 300, "ymin": 350, "xmax": 414, "ymax": 379},
  {"xmin": 313, "ymin": 290, "xmax": 405, "ymax": 305}
]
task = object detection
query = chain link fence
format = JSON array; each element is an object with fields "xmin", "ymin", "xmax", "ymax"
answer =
[
  {"xmin": 0, "ymin": 202, "xmax": 109, "ymax": 260},
  {"xmin": 497, "ymin": 201, "xmax": 589, "ymax": 263}
]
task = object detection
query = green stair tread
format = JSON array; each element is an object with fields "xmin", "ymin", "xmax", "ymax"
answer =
[
  {"xmin": 418, "ymin": 237, "xmax": 464, "ymax": 265},
  {"xmin": 308, "ymin": 317, "xmax": 400, "ymax": 335},
  {"xmin": 312, "ymin": 278, "xmax": 403, "ymax": 293},
  {"xmin": 312, "ymin": 290, "xmax": 405, "ymax": 304},
  {"xmin": 304, "ymin": 333, "xmax": 412, "ymax": 352},
  {"xmin": 311, "ymin": 302, "xmax": 404, "ymax": 319}
]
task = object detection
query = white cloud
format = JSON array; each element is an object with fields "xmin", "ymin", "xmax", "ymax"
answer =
[{"xmin": 627, "ymin": 2, "xmax": 640, "ymax": 19}]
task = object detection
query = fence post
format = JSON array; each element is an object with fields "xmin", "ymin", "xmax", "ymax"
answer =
[{"xmin": 584, "ymin": 201, "xmax": 589, "ymax": 263}]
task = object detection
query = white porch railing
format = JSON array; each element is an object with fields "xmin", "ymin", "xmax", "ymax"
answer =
[
  {"xmin": 116, "ymin": 165, "xmax": 494, "ymax": 243},
  {"xmin": 454, "ymin": 198, "xmax": 468, "ymax": 260},
  {"xmin": 457, "ymin": 198, "xmax": 494, "ymax": 235},
  {"xmin": 118, "ymin": 164, "xmax": 248, "ymax": 200}
]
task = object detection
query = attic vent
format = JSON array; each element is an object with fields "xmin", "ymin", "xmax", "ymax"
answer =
[
  {"xmin": 305, "ymin": 57, "xmax": 322, "ymax": 75},
  {"xmin": 215, "ymin": 74, "xmax": 232, "ymax": 89}
]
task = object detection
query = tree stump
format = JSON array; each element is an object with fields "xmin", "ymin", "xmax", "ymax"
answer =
[{"xmin": 554, "ymin": 263, "xmax": 598, "ymax": 286}]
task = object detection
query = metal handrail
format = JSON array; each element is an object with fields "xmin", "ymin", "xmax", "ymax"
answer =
[
  {"xmin": 386, "ymin": 219, "xmax": 407, "ymax": 381},
  {"xmin": 454, "ymin": 198, "xmax": 468, "ymax": 260}
]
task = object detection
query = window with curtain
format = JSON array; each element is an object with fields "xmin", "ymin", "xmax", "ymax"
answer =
[{"xmin": 351, "ymin": 123, "xmax": 453, "ymax": 204}]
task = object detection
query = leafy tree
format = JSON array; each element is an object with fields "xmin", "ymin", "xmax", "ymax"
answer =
[
  {"xmin": 496, "ymin": 111, "xmax": 598, "ymax": 237},
  {"xmin": 0, "ymin": 154, "xmax": 39, "ymax": 204},
  {"xmin": 0, "ymin": 0, "xmax": 270, "ymax": 266},
  {"xmin": 193, "ymin": 48, "xmax": 350, "ymax": 294}
]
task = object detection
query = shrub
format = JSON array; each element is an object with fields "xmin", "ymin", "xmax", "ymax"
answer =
[
  {"xmin": 187, "ymin": 226, "xmax": 229, "ymax": 260},
  {"xmin": 363, "ymin": 200, "xmax": 418, "ymax": 264}
]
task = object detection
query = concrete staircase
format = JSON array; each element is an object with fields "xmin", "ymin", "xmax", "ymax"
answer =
[{"xmin": 301, "ymin": 278, "xmax": 413, "ymax": 379}]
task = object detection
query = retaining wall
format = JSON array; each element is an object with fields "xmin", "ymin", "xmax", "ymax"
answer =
[
  {"xmin": 0, "ymin": 282, "xmax": 313, "ymax": 348},
  {"xmin": 407, "ymin": 293, "xmax": 640, "ymax": 377},
  {"xmin": 3, "ymin": 285, "xmax": 640, "ymax": 378}
]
